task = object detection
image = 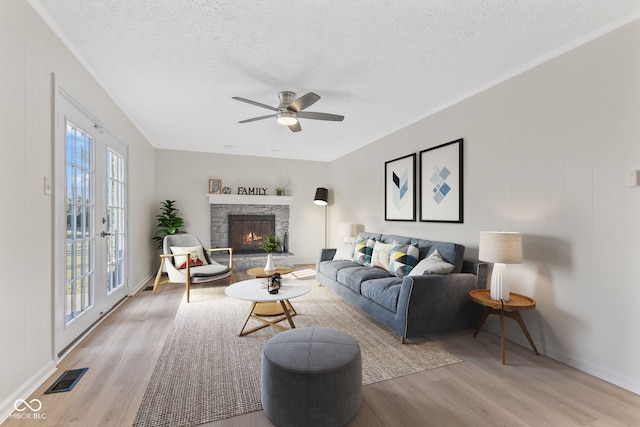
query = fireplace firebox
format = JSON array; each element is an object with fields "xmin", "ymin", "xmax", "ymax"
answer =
[{"xmin": 228, "ymin": 215, "xmax": 276, "ymax": 254}]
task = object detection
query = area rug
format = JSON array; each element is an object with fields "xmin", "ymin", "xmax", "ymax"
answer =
[{"xmin": 133, "ymin": 279, "xmax": 461, "ymax": 427}]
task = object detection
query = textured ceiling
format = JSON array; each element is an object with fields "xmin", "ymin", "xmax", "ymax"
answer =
[{"xmin": 31, "ymin": 0, "xmax": 640, "ymax": 161}]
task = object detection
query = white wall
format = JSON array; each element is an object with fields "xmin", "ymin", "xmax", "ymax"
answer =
[
  {"xmin": 0, "ymin": 0, "xmax": 156, "ymax": 417},
  {"xmin": 329, "ymin": 20, "xmax": 640, "ymax": 393},
  {"xmin": 154, "ymin": 150, "xmax": 329, "ymax": 264}
]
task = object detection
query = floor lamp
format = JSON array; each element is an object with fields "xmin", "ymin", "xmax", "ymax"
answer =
[
  {"xmin": 313, "ymin": 187, "xmax": 329, "ymax": 248},
  {"xmin": 478, "ymin": 231, "xmax": 523, "ymax": 301}
]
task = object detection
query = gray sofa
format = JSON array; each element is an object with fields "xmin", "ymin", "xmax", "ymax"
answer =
[{"xmin": 316, "ymin": 232, "xmax": 487, "ymax": 341}]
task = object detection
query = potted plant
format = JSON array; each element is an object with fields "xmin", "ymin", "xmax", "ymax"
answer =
[
  {"xmin": 153, "ymin": 200, "xmax": 185, "ymax": 249},
  {"xmin": 275, "ymin": 187, "xmax": 285, "ymax": 196},
  {"xmin": 260, "ymin": 233, "xmax": 282, "ymax": 271}
]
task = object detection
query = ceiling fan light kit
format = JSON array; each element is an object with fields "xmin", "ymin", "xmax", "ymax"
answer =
[
  {"xmin": 276, "ymin": 111, "xmax": 298, "ymax": 126},
  {"xmin": 233, "ymin": 91, "xmax": 344, "ymax": 133}
]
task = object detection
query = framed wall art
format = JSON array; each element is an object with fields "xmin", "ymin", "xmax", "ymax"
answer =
[
  {"xmin": 208, "ymin": 179, "xmax": 222, "ymax": 194},
  {"xmin": 419, "ymin": 138, "xmax": 463, "ymax": 223},
  {"xmin": 385, "ymin": 153, "xmax": 416, "ymax": 221}
]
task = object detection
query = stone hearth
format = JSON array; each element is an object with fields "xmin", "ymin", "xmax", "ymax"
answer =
[{"xmin": 209, "ymin": 197, "xmax": 294, "ymax": 272}]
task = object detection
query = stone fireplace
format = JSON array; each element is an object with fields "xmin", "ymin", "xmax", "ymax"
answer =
[{"xmin": 209, "ymin": 196, "xmax": 293, "ymax": 272}]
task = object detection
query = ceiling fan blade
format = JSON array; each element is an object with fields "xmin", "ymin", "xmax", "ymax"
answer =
[
  {"xmin": 232, "ymin": 96, "xmax": 278, "ymax": 111},
  {"xmin": 288, "ymin": 92, "xmax": 321, "ymax": 113},
  {"xmin": 288, "ymin": 121, "xmax": 302, "ymax": 132},
  {"xmin": 238, "ymin": 114, "xmax": 276, "ymax": 123},
  {"xmin": 297, "ymin": 111, "xmax": 344, "ymax": 121}
]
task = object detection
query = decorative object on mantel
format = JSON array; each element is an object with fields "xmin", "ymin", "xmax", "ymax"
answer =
[
  {"xmin": 314, "ymin": 187, "xmax": 329, "ymax": 248},
  {"xmin": 238, "ymin": 187, "xmax": 269, "ymax": 195},
  {"xmin": 222, "ymin": 186, "xmax": 232, "ymax": 194},
  {"xmin": 275, "ymin": 187, "xmax": 285, "ymax": 196},
  {"xmin": 419, "ymin": 138, "xmax": 463, "ymax": 223},
  {"xmin": 478, "ymin": 231, "xmax": 523, "ymax": 301},
  {"xmin": 152, "ymin": 200, "xmax": 185, "ymax": 249},
  {"xmin": 209, "ymin": 179, "xmax": 222, "ymax": 194},
  {"xmin": 260, "ymin": 233, "xmax": 282, "ymax": 273}
]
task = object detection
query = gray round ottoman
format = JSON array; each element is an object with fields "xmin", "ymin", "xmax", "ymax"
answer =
[{"xmin": 261, "ymin": 327, "xmax": 362, "ymax": 427}]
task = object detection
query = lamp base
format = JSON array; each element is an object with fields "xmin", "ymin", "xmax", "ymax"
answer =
[{"xmin": 489, "ymin": 263, "xmax": 510, "ymax": 301}]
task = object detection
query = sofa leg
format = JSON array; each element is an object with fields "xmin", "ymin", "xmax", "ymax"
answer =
[{"xmin": 400, "ymin": 336, "xmax": 405, "ymax": 344}]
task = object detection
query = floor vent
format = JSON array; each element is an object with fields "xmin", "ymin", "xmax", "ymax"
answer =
[
  {"xmin": 143, "ymin": 285, "xmax": 154, "ymax": 291},
  {"xmin": 45, "ymin": 368, "xmax": 88, "ymax": 394}
]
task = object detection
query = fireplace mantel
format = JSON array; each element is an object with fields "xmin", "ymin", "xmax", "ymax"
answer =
[{"xmin": 207, "ymin": 194, "xmax": 292, "ymax": 205}]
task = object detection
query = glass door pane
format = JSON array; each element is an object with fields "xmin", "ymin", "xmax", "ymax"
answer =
[
  {"xmin": 65, "ymin": 121, "xmax": 95, "ymax": 323},
  {"xmin": 106, "ymin": 147, "xmax": 125, "ymax": 293}
]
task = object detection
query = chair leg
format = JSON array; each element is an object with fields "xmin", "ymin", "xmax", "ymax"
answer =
[
  {"xmin": 185, "ymin": 273, "xmax": 191, "ymax": 303},
  {"xmin": 185, "ymin": 258, "xmax": 191, "ymax": 303},
  {"xmin": 152, "ymin": 258, "xmax": 166, "ymax": 294}
]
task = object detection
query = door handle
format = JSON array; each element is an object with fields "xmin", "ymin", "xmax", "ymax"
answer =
[{"xmin": 100, "ymin": 231, "xmax": 112, "ymax": 237}]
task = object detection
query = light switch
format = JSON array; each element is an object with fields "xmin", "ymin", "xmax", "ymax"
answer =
[
  {"xmin": 627, "ymin": 170, "xmax": 639, "ymax": 188},
  {"xmin": 44, "ymin": 176, "xmax": 52, "ymax": 195}
]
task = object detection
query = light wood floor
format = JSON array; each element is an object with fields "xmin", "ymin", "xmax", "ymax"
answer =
[{"xmin": 4, "ymin": 265, "xmax": 640, "ymax": 426}]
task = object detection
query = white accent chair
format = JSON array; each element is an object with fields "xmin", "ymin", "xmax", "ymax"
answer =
[{"xmin": 153, "ymin": 234, "xmax": 233, "ymax": 302}]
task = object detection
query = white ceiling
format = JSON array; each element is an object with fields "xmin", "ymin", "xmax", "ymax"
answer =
[{"xmin": 31, "ymin": 1, "xmax": 640, "ymax": 162}]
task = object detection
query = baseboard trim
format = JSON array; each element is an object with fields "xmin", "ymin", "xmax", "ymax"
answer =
[
  {"xmin": 0, "ymin": 361, "xmax": 57, "ymax": 424},
  {"xmin": 483, "ymin": 322, "xmax": 640, "ymax": 396},
  {"xmin": 131, "ymin": 273, "xmax": 154, "ymax": 295}
]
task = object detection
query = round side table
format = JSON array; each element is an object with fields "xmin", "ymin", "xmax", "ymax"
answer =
[
  {"xmin": 247, "ymin": 266, "xmax": 293, "ymax": 278},
  {"xmin": 469, "ymin": 289, "xmax": 539, "ymax": 364},
  {"xmin": 247, "ymin": 266, "xmax": 294, "ymax": 316}
]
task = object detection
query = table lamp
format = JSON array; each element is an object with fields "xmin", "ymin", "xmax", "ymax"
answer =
[
  {"xmin": 337, "ymin": 222, "xmax": 357, "ymax": 243},
  {"xmin": 478, "ymin": 231, "xmax": 523, "ymax": 301}
]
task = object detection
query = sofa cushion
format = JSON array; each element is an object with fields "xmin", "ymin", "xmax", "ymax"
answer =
[
  {"xmin": 411, "ymin": 239, "xmax": 465, "ymax": 273},
  {"xmin": 354, "ymin": 236, "xmax": 376, "ymax": 266},
  {"xmin": 408, "ymin": 249, "xmax": 454, "ymax": 275},
  {"xmin": 357, "ymin": 232, "xmax": 382, "ymax": 242},
  {"xmin": 337, "ymin": 266, "xmax": 391, "ymax": 294},
  {"xmin": 360, "ymin": 278, "xmax": 403, "ymax": 312},
  {"xmin": 380, "ymin": 234, "xmax": 412, "ymax": 245},
  {"xmin": 389, "ymin": 243, "xmax": 419, "ymax": 277},
  {"xmin": 318, "ymin": 260, "xmax": 360, "ymax": 281}
]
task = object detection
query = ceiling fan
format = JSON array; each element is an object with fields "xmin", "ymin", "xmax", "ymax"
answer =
[{"xmin": 232, "ymin": 91, "xmax": 344, "ymax": 133}]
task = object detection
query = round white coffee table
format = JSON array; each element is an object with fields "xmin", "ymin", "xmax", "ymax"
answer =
[{"xmin": 225, "ymin": 278, "xmax": 312, "ymax": 336}]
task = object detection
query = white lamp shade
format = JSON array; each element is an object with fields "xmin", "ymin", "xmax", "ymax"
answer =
[
  {"xmin": 337, "ymin": 222, "xmax": 356, "ymax": 238},
  {"xmin": 478, "ymin": 231, "xmax": 523, "ymax": 264}
]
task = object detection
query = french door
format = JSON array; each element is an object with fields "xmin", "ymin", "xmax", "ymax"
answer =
[{"xmin": 54, "ymin": 90, "xmax": 129, "ymax": 355}]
